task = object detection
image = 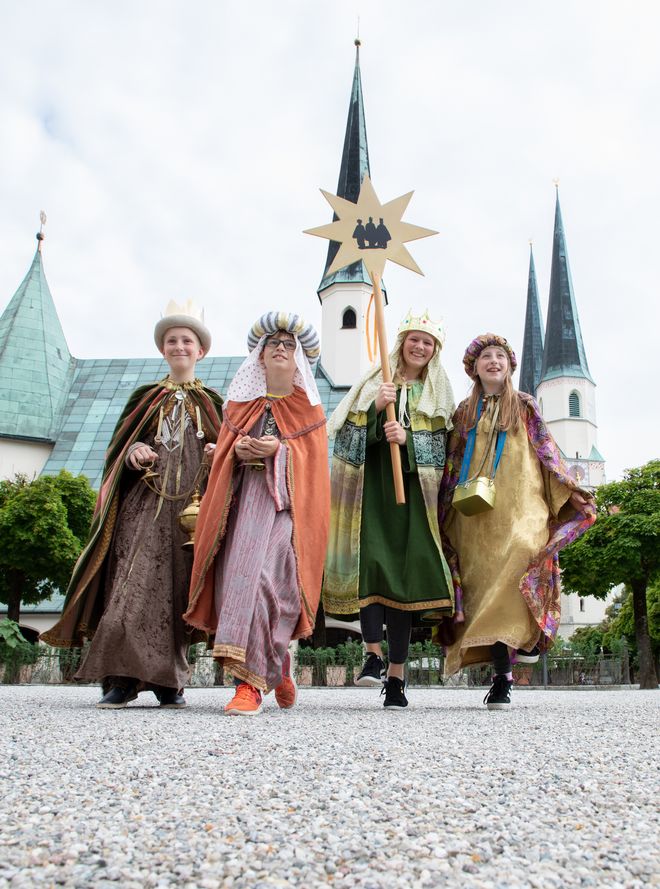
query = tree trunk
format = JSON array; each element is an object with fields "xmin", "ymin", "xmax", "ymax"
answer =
[
  {"xmin": 311, "ymin": 600, "xmax": 327, "ymax": 649},
  {"xmin": 631, "ymin": 579, "xmax": 659, "ymax": 689},
  {"xmin": 6, "ymin": 573, "xmax": 23, "ymax": 625}
]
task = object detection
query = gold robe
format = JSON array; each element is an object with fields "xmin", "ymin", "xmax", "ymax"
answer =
[{"xmin": 444, "ymin": 411, "xmax": 570, "ymax": 674}]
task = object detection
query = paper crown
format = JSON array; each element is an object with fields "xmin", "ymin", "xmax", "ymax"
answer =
[
  {"xmin": 397, "ymin": 309, "xmax": 446, "ymax": 348},
  {"xmin": 154, "ymin": 299, "xmax": 212, "ymax": 354}
]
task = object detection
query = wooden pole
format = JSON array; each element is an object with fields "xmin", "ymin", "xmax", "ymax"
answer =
[{"xmin": 371, "ymin": 272, "xmax": 406, "ymax": 505}]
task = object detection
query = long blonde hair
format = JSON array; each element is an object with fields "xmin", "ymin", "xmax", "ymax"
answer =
[{"xmin": 462, "ymin": 372, "xmax": 521, "ymax": 433}]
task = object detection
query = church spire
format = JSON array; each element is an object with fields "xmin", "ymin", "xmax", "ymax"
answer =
[
  {"xmin": 318, "ymin": 40, "xmax": 372, "ymax": 294},
  {"xmin": 539, "ymin": 187, "xmax": 594, "ymax": 384},
  {"xmin": 519, "ymin": 243, "xmax": 545, "ymax": 397},
  {"xmin": 0, "ymin": 221, "xmax": 73, "ymax": 440}
]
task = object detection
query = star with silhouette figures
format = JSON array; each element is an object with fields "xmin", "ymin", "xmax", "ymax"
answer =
[{"xmin": 304, "ymin": 175, "xmax": 437, "ymax": 279}]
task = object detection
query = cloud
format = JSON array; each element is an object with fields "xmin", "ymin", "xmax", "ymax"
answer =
[{"xmin": 0, "ymin": 0, "xmax": 658, "ymax": 479}]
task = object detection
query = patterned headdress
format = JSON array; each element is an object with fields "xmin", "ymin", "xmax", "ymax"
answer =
[
  {"xmin": 463, "ymin": 333, "xmax": 517, "ymax": 378},
  {"xmin": 226, "ymin": 311, "xmax": 321, "ymax": 406},
  {"xmin": 154, "ymin": 299, "xmax": 211, "ymax": 354},
  {"xmin": 397, "ymin": 308, "xmax": 446, "ymax": 348},
  {"xmin": 247, "ymin": 312, "xmax": 320, "ymax": 368}
]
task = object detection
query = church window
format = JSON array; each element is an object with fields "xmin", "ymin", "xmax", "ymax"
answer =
[
  {"xmin": 539, "ymin": 398, "xmax": 544, "ymax": 415},
  {"xmin": 341, "ymin": 307, "xmax": 357, "ymax": 329},
  {"xmin": 579, "ymin": 598, "xmax": 585, "ymax": 613},
  {"xmin": 569, "ymin": 391, "xmax": 581, "ymax": 417}
]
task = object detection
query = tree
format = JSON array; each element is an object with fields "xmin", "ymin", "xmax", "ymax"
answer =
[
  {"xmin": 603, "ymin": 581, "xmax": 660, "ymax": 677},
  {"xmin": 561, "ymin": 460, "xmax": 660, "ymax": 689},
  {"xmin": 0, "ymin": 472, "xmax": 96, "ymax": 624}
]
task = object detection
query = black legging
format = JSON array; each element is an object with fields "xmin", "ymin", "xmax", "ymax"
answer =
[
  {"xmin": 490, "ymin": 642, "xmax": 511, "ymax": 675},
  {"xmin": 360, "ymin": 603, "xmax": 413, "ymax": 664}
]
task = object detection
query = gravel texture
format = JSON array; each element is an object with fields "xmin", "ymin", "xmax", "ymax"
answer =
[{"xmin": 0, "ymin": 685, "xmax": 658, "ymax": 888}]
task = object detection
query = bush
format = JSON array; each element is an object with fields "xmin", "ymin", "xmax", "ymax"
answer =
[{"xmin": 0, "ymin": 619, "xmax": 39, "ymax": 683}]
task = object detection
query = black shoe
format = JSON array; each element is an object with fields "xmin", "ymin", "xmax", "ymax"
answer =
[
  {"xmin": 381, "ymin": 676, "xmax": 408, "ymax": 710},
  {"xmin": 483, "ymin": 675, "xmax": 513, "ymax": 710},
  {"xmin": 516, "ymin": 645, "xmax": 540, "ymax": 664},
  {"xmin": 97, "ymin": 685, "xmax": 137, "ymax": 709},
  {"xmin": 355, "ymin": 653, "xmax": 386, "ymax": 687},
  {"xmin": 158, "ymin": 688, "xmax": 187, "ymax": 709}
]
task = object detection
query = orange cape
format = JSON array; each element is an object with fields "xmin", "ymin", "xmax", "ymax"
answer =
[{"xmin": 185, "ymin": 387, "xmax": 330, "ymax": 640}]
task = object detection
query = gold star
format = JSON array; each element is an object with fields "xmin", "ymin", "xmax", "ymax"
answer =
[{"xmin": 304, "ymin": 176, "xmax": 437, "ymax": 279}]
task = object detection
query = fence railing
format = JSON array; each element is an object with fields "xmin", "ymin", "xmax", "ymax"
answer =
[{"xmin": 1, "ymin": 647, "xmax": 628, "ymax": 688}]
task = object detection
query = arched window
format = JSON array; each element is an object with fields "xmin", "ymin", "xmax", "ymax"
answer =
[
  {"xmin": 569, "ymin": 391, "xmax": 581, "ymax": 417},
  {"xmin": 539, "ymin": 398, "xmax": 544, "ymax": 415},
  {"xmin": 341, "ymin": 307, "xmax": 357, "ymax": 329}
]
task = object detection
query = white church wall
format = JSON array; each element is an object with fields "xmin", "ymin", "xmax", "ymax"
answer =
[
  {"xmin": 320, "ymin": 282, "xmax": 377, "ymax": 386},
  {"xmin": 0, "ymin": 438, "xmax": 53, "ymax": 481},
  {"xmin": 558, "ymin": 589, "xmax": 617, "ymax": 642}
]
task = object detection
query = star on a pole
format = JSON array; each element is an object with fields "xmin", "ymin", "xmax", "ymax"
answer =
[{"xmin": 304, "ymin": 176, "xmax": 437, "ymax": 280}]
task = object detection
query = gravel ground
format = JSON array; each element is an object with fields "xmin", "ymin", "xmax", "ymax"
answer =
[{"xmin": 0, "ymin": 685, "xmax": 658, "ymax": 889}]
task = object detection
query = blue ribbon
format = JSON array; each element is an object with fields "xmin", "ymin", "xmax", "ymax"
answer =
[{"xmin": 458, "ymin": 398, "xmax": 507, "ymax": 484}]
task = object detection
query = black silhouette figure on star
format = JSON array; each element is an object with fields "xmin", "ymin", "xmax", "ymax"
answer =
[
  {"xmin": 365, "ymin": 217, "xmax": 377, "ymax": 248},
  {"xmin": 352, "ymin": 219, "xmax": 366, "ymax": 249},
  {"xmin": 375, "ymin": 218, "xmax": 391, "ymax": 249}
]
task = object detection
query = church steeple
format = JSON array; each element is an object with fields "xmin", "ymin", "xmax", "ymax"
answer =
[
  {"xmin": 316, "ymin": 41, "xmax": 385, "ymax": 387},
  {"xmin": 0, "ymin": 223, "xmax": 73, "ymax": 440},
  {"xmin": 539, "ymin": 188, "xmax": 594, "ymax": 384},
  {"xmin": 519, "ymin": 243, "xmax": 545, "ymax": 397},
  {"xmin": 535, "ymin": 189, "xmax": 604, "ymax": 490},
  {"xmin": 318, "ymin": 40, "xmax": 372, "ymax": 294}
]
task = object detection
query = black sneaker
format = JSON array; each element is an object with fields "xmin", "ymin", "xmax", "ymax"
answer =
[
  {"xmin": 381, "ymin": 676, "xmax": 408, "ymax": 710},
  {"xmin": 355, "ymin": 653, "xmax": 386, "ymax": 687},
  {"xmin": 96, "ymin": 685, "xmax": 137, "ymax": 709},
  {"xmin": 516, "ymin": 645, "xmax": 540, "ymax": 664},
  {"xmin": 483, "ymin": 675, "xmax": 513, "ymax": 710}
]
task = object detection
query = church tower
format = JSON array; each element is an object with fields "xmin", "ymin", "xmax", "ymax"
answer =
[
  {"xmin": 317, "ymin": 41, "xmax": 384, "ymax": 387},
  {"xmin": 0, "ymin": 220, "xmax": 73, "ymax": 479},
  {"xmin": 519, "ymin": 243, "xmax": 544, "ymax": 397},
  {"xmin": 535, "ymin": 188, "xmax": 605, "ymax": 489}
]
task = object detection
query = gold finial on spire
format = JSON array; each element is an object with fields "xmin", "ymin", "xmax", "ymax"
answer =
[
  {"xmin": 553, "ymin": 178, "xmax": 560, "ymax": 190},
  {"xmin": 529, "ymin": 238, "xmax": 533, "ymax": 247},
  {"xmin": 355, "ymin": 16, "xmax": 361, "ymax": 47},
  {"xmin": 37, "ymin": 210, "xmax": 47, "ymax": 252}
]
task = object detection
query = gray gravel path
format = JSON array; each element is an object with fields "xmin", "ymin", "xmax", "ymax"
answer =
[{"xmin": 1, "ymin": 686, "xmax": 658, "ymax": 888}]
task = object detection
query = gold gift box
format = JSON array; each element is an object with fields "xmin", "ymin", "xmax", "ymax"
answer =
[{"xmin": 452, "ymin": 477, "xmax": 496, "ymax": 516}]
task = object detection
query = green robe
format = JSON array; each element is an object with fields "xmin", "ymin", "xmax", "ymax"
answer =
[{"xmin": 323, "ymin": 382, "xmax": 454, "ymax": 622}]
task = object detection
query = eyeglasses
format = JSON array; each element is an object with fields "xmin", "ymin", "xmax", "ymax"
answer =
[{"xmin": 265, "ymin": 338, "xmax": 296, "ymax": 352}]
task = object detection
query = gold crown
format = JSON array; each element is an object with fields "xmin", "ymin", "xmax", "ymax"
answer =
[{"xmin": 397, "ymin": 309, "xmax": 446, "ymax": 347}]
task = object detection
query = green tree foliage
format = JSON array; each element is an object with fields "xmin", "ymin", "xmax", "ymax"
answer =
[
  {"xmin": 0, "ymin": 618, "xmax": 39, "ymax": 683},
  {"xmin": 0, "ymin": 472, "xmax": 96, "ymax": 624},
  {"xmin": 602, "ymin": 582, "xmax": 660, "ymax": 669},
  {"xmin": 561, "ymin": 460, "xmax": 660, "ymax": 689}
]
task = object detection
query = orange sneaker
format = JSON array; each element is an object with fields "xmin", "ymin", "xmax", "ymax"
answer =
[
  {"xmin": 224, "ymin": 682, "xmax": 262, "ymax": 716},
  {"xmin": 274, "ymin": 651, "xmax": 297, "ymax": 709}
]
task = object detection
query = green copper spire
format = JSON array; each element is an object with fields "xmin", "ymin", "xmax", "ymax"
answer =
[
  {"xmin": 318, "ymin": 41, "xmax": 373, "ymax": 294},
  {"xmin": 0, "ymin": 229, "xmax": 73, "ymax": 440},
  {"xmin": 539, "ymin": 189, "xmax": 594, "ymax": 384},
  {"xmin": 519, "ymin": 244, "xmax": 545, "ymax": 397}
]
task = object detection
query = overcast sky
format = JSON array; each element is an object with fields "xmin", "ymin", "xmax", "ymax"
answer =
[{"xmin": 1, "ymin": 1, "xmax": 658, "ymax": 481}]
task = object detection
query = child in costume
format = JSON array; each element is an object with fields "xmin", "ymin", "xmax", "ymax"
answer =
[
  {"xmin": 439, "ymin": 334, "xmax": 595, "ymax": 709},
  {"xmin": 42, "ymin": 302, "xmax": 223, "ymax": 708},
  {"xmin": 323, "ymin": 311, "xmax": 456, "ymax": 709},
  {"xmin": 184, "ymin": 312, "xmax": 330, "ymax": 716}
]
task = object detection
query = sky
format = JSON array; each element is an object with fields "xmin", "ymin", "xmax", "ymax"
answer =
[{"xmin": 1, "ymin": 1, "xmax": 658, "ymax": 481}]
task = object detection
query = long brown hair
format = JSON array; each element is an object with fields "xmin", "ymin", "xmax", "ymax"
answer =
[{"xmin": 462, "ymin": 373, "xmax": 521, "ymax": 433}]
